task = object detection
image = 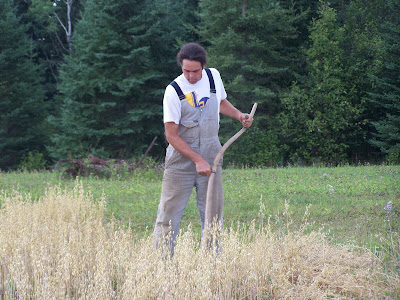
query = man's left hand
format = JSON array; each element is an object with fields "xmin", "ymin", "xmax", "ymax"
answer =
[{"xmin": 239, "ymin": 113, "xmax": 253, "ymax": 128}]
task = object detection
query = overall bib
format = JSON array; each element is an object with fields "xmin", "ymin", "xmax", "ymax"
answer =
[{"xmin": 154, "ymin": 69, "xmax": 224, "ymax": 252}]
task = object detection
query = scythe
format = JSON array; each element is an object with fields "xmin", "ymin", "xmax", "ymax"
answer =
[{"xmin": 203, "ymin": 103, "xmax": 258, "ymax": 240}]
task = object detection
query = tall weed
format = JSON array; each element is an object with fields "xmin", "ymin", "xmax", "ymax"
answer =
[{"xmin": 0, "ymin": 183, "xmax": 398, "ymax": 299}]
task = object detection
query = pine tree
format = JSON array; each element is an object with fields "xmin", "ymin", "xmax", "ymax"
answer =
[
  {"xmin": 331, "ymin": 0, "xmax": 388, "ymax": 162},
  {"xmin": 15, "ymin": 0, "xmax": 84, "ymax": 117},
  {"xmin": 195, "ymin": 0, "xmax": 306, "ymax": 166},
  {"xmin": 0, "ymin": 0, "xmax": 46, "ymax": 170},
  {"xmin": 368, "ymin": 0, "xmax": 400, "ymax": 163},
  {"xmin": 48, "ymin": 0, "xmax": 197, "ymax": 160},
  {"xmin": 197, "ymin": 0, "xmax": 303, "ymax": 119}
]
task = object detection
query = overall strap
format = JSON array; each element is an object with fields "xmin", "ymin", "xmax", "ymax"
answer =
[
  {"xmin": 170, "ymin": 81, "xmax": 185, "ymax": 100},
  {"xmin": 170, "ymin": 68, "xmax": 216, "ymax": 99},
  {"xmin": 204, "ymin": 68, "xmax": 216, "ymax": 94}
]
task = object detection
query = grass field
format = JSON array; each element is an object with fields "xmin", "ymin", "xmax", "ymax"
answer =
[
  {"xmin": 1, "ymin": 165, "xmax": 399, "ymax": 298},
  {"xmin": 1, "ymin": 164, "xmax": 399, "ymax": 245}
]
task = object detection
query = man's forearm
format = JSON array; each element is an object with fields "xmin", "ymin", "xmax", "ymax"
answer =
[
  {"xmin": 220, "ymin": 99, "xmax": 241, "ymax": 121},
  {"xmin": 167, "ymin": 134, "xmax": 204, "ymax": 164},
  {"xmin": 165, "ymin": 122, "xmax": 211, "ymax": 176},
  {"xmin": 220, "ymin": 99, "xmax": 254, "ymax": 128}
]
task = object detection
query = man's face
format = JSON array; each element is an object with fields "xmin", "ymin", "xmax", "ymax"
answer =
[{"xmin": 181, "ymin": 59, "xmax": 203, "ymax": 84}]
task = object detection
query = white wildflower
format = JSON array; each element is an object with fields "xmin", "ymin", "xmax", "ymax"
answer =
[{"xmin": 384, "ymin": 201, "xmax": 393, "ymax": 213}]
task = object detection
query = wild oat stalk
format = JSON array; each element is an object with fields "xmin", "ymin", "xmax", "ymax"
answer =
[{"xmin": 0, "ymin": 183, "xmax": 398, "ymax": 299}]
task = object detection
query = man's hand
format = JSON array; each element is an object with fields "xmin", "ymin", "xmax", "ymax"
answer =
[
  {"xmin": 165, "ymin": 122, "xmax": 211, "ymax": 176},
  {"xmin": 195, "ymin": 158, "xmax": 212, "ymax": 177},
  {"xmin": 239, "ymin": 113, "xmax": 254, "ymax": 128},
  {"xmin": 220, "ymin": 99, "xmax": 254, "ymax": 128}
]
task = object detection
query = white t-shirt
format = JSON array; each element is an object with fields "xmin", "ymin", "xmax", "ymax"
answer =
[{"xmin": 163, "ymin": 68, "xmax": 227, "ymax": 124}]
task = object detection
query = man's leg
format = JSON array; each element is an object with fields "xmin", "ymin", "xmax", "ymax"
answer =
[{"xmin": 154, "ymin": 169, "xmax": 195, "ymax": 254}]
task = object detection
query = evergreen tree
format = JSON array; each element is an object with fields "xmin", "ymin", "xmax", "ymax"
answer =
[
  {"xmin": 0, "ymin": 0, "xmax": 46, "ymax": 170},
  {"xmin": 368, "ymin": 0, "xmax": 400, "ymax": 163},
  {"xmin": 278, "ymin": 0, "xmax": 320, "ymax": 55},
  {"xmin": 197, "ymin": 0, "xmax": 303, "ymax": 119},
  {"xmin": 48, "ymin": 0, "xmax": 197, "ymax": 160},
  {"xmin": 335, "ymin": 0, "xmax": 387, "ymax": 162},
  {"xmin": 281, "ymin": 3, "xmax": 362, "ymax": 164},
  {"xmin": 196, "ymin": 0, "xmax": 305, "ymax": 165},
  {"xmin": 16, "ymin": 0, "xmax": 83, "ymax": 113}
]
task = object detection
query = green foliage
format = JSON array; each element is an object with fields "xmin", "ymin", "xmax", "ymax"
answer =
[
  {"xmin": 223, "ymin": 125, "xmax": 283, "ymax": 167},
  {"xmin": 0, "ymin": 0, "xmax": 47, "ymax": 170},
  {"xmin": 367, "ymin": 0, "xmax": 400, "ymax": 164},
  {"xmin": 388, "ymin": 144, "xmax": 400, "ymax": 165},
  {"xmin": 17, "ymin": 0, "xmax": 83, "ymax": 119},
  {"xmin": 48, "ymin": 0, "xmax": 156, "ymax": 160},
  {"xmin": 371, "ymin": 111, "xmax": 400, "ymax": 164},
  {"xmin": 19, "ymin": 151, "xmax": 48, "ymax": 171},
  {"xmin": 336, "ymin": 0, "xmax": 387, "ymax": 160},
  {"xmin": 197, "ymin": 0, "xmax": 305, "ymax": 116},
  {"xmin": 2, "ymin": 0, "xmax": 399, "ymax": 166},
  {"xmin": 196, "ymin": 0, "xmax": 307, "ymax": 164},
  {"xmin": 281, "ymin": 3, "xmax": 363, "ymax": 165},
  {"xmin": 48, "ymin": 0, "xmax": 198, "ymax": 161}
]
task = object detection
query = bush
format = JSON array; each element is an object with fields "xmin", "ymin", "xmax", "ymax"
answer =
[
  {"xmin": 223, "ymin": 126, "xmax": 283, "ymax": 167},
  {"xmin": 388, "ymin": 144, "xmax": 400, "ymax": 165},
  {"xmin": 19, "ymin": 152, "xmax": 47, "ymax": 171}
]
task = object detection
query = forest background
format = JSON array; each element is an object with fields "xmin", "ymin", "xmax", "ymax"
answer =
[{"xmin": 1, "ymin": 0, "xmax": 399, "ymax": 170}]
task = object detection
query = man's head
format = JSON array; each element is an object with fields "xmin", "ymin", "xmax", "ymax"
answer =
[
  {"xmin": 177, "ymin": 43, "xmax": 207, "ymax": 85},
  {"xmin": 177, "ymin": 43, "xmax": 207, "ymax": 67}
]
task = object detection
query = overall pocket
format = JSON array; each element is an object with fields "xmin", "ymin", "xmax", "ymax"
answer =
[{"xmin": 179, "ymin": 119, "xmax": 200, "ymax": 140}]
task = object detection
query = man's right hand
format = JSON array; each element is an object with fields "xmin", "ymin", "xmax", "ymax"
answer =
[
  {"xmin": 165, "ymin": 122, "xmax": 212, "ymax": 176},
  {"xmin": 195, "ymin": 158, "xmax": 212, "ymax": 176}
]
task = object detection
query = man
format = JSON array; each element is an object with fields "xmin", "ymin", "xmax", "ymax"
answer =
[{"xmin": 154, "ymin": 43, "xmax": 253, "ymax": 253}]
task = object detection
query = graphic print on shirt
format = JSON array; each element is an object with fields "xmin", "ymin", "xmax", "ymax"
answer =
[{"xmin": 185, "ymin": 91, "xmax": 209, "ymax": 108}]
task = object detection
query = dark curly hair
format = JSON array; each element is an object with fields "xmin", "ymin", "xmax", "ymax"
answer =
[{"xmin": 177, "ymin": 43, "xmax": 207, "ymax": 68}]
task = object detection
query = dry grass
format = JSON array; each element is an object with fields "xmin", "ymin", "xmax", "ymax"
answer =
[{"xmin": 0, "ymin": 183, "xmax": 398, "ymax": 299}]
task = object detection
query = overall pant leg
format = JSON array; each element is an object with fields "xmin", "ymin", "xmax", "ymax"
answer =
[{"xmin": 154, "ymin": 169, "xmax": 195, "ymax": 253}]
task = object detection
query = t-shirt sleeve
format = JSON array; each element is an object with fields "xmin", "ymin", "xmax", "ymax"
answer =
[
  {"xmin": 163, "ymin": 84, "xmax": 181, "ymax": 124},
  {"xmin": 211, "ymin": 68, "xmax": 227, "ymax": 101}
]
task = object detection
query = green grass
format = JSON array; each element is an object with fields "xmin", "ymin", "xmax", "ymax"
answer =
[
  {"xmin": 222, "ymin": 165, "xmax": 399, "ymax": 247},
  {"xmin": 1, "ymin": 165, "xmax": 399, "ymax": 259}
]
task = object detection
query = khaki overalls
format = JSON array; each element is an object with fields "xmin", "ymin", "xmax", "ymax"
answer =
[{"xmin": 154, "ymin": 69, "xmax": 224, "ymax": 253}]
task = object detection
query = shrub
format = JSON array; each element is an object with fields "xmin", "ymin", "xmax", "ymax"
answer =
[
  {"xmin": 223, "ymin": 126, "xmax": 283, "ymax": 167},
  {"xmin": 19, "ymin": 152, "xmax": 47, "ymax": 171},
  {"xmin": 388, "ymin": 144, "xmax": 400, "ymax": 165}
]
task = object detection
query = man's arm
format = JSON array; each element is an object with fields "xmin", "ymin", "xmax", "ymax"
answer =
[
  {"xmin": 165, "ymin": 122, "xmax": 211, "ymax": 176},
  {"xmin": 220, "ymin": 99, "xmax": 253, "ymax": 128}
]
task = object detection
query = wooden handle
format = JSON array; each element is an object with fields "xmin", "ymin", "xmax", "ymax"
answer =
[
  {"xmin": 211, "ymin": 103, "xmax": 257, "ymax": 173},
  {"xmin": 204, "ymin": 103, "xmax": 258, "ymax": 234}
]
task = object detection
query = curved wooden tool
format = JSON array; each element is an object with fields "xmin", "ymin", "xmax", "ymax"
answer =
[{"xmin": 204, "ymin": 103, "xmax": 258, "ymax": 229}]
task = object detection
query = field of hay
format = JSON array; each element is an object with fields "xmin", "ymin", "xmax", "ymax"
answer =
[{"xmin": 1, "ymin": 167, "xmax": 399, "ymax": 299}]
